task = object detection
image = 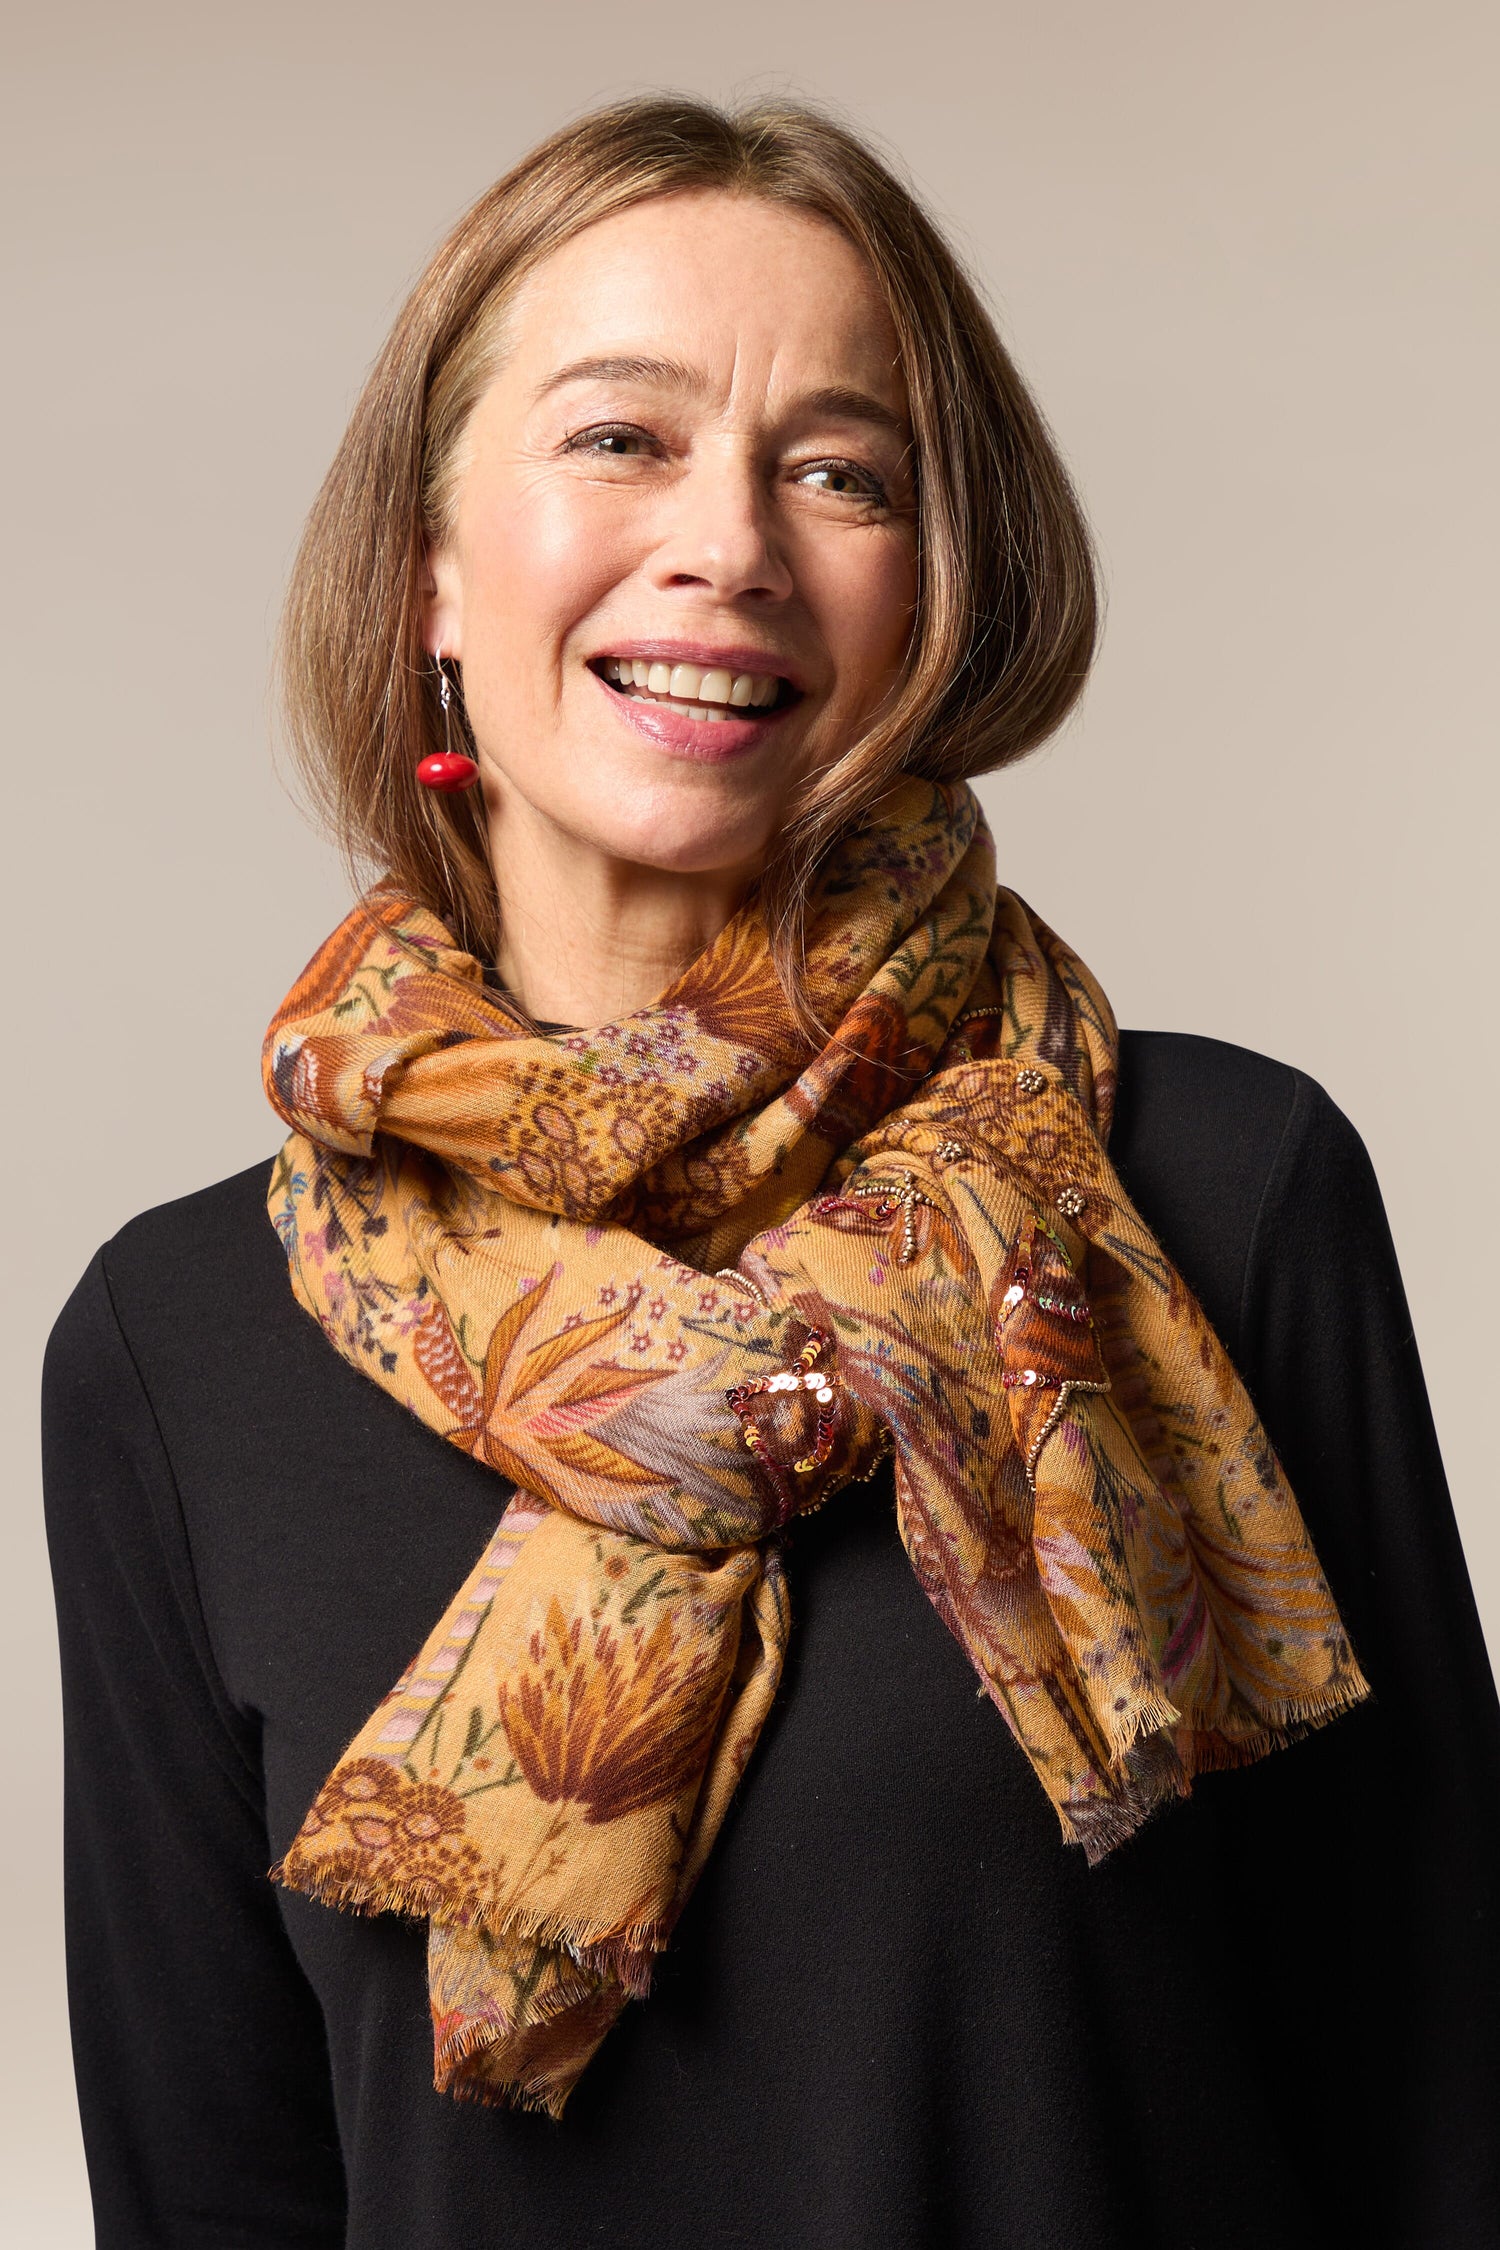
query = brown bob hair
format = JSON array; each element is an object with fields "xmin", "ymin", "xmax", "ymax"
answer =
[{"xmin": 280, "ymin": 95, "xmax": 1098, "ymax": 996}]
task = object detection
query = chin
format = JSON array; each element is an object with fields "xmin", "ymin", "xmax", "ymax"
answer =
[
  {"xmin": 597, "ymin": 823, "xmax": 769, "ymax": 879},
  {"xmin": 572, "ymin": 784, "xmax": 780, "ymax": 879}
]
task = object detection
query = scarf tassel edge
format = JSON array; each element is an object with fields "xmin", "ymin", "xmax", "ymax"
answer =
[
  {"xmin": 433, "ymin": 1978, "xmax": 616, "ymax": 2121},
  {"xmin": 270, "ymin": 1851, "xmax": 668, "ymax": 1993},
  {"xmin": 1181, "ymin": 1670, "xmax": 1374, "ymax": 1777},
  {"xmin": 1066, "ymin": 1672, "xmax": 1374, "ymax": 1862}
]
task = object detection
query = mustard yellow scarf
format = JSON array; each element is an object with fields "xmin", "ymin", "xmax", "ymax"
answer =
[{"xmin": 265, "ymin": 779, "xmax": 1367, "ymax": 2115}]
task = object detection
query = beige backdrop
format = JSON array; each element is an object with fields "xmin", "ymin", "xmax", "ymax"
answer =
[{"xmin": 6, "ymin": 1, "xmax": 1496, "ymax": 2237}]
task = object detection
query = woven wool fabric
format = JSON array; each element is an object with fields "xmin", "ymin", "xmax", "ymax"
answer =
[{"xmin": 264, "ymin": 778, "xmax": 1369, "ymax": 2115}]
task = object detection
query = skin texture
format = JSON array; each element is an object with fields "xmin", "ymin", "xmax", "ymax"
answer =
[{"xmin": 425, "ymin": 189, "xmax": 918, "ymax": 1027}]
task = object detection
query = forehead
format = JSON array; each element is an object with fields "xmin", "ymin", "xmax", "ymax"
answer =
[{"xmin": 499, "ymin": 191, "xmax": 906, "ymax": 409}]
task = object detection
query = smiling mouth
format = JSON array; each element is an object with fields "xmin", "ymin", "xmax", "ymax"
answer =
[{"xmin": 593, "ymin": 656, "xmax": 799, "ymax": 723}]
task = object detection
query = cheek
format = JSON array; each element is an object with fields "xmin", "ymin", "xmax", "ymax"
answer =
[
  {"xmin": 461, "ymin": 481, "xmax": 636, "ymax": 681},
  {"xmin": 811, "ymin": 532, "xmax": 918, "ymax": 702}
]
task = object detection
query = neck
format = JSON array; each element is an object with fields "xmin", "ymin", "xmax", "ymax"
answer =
[{"xmin": 485, "ymin": 800, "xmax": 754, "ymax": 1028}]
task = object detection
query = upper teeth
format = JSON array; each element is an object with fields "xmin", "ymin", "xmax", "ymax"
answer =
[{"xmin": 603, "ymin": 658, "xmax": 781, "ymax": 714}]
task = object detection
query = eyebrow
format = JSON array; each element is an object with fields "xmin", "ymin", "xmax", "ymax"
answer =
[{"xmin": 533, "ymin": 354, "xmax": 909, "ymax": 437}]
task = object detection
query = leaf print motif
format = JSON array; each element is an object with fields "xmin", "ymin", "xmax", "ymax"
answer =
[
  {"xmin": 413, "ymin": 1300, "xmax": 484, "ymax": 1439},
  {"xmin": 505, "ymin": 1299, "xmax": 638, "ymax": 1405},
  {"xmin": 551, "ymin": 1363, "xmax": 664, "ymax": 1410},
  {"xmin": 539, "ymin": 1428, "xmax": 663, "ymax": 1486},
  {"xmin": 479, "ymin": 1267, "xmax": 567, "ymax": 1421},
  {"xmin": 451, "ymin": 1265, "xmax": 690, "ymax": 1510}
]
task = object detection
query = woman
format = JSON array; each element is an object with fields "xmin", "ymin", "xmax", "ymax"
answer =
[{"xmin": 43, "ymin": 96, "xmax": 1500, "ymax": 2250}]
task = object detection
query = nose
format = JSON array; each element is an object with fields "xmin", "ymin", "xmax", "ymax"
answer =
[{"xmin": 647, "ymin": 442, "xmax": 795, "ymax": 605}]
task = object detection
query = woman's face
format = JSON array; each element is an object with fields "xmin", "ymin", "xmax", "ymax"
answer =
[{"xmin": 426, "ymin": 190, "xmax": 918, "ymax": 885}]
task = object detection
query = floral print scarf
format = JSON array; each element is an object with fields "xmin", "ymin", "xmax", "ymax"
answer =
[{"xmin": 265, "ymin": 778, "xmax": 1368, "ymax": 2115}]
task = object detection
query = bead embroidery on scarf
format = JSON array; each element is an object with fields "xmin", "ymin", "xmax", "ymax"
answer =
[
  {"xmin": 812, "ymin": 1168, "xmax": 935, "ymax": 1264},
  {"xmin": 725, "ymin": 1327, "xmax": 840, "ymax": 1484}
]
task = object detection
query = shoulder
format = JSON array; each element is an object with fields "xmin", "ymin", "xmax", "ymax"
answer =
[
  {"xmin": 98, "ymin": 1157, "xmax": 286, "ymax": 1318},
  {"xmin": 46, "ymin": 1157, "xmax": 303, "ymax": 1440},
  {"xmin": 1113, "ymin": 1027, "xmax": 1376, "ymax": 1213},
  {"xmin": 1109, "ymin": 1029, "xmax": 1378, "ymax": 1360}
]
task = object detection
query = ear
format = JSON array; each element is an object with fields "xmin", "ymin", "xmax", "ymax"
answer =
[{"xmin": 423, "ymin": 541, "xmax": 464, "ymax": 662}]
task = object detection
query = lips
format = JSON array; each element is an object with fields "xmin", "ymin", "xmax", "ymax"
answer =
[{"xmin": 588, "ymin": 648, "xmax": 800, "ymax": 762}]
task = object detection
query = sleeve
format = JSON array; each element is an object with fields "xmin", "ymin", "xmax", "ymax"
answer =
[
  {"xmin": 1234, "ymin": 1076, "xmax": 1500, "ymax": 2243},
  {"xmin": 42, "ymin": 1253, "xmax": 347, "ymax": 2249}
]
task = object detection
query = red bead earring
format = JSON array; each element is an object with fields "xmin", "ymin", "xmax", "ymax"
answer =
[{"xmin": 416, "ymin": 654, "xmax": 479, "ymax": 793}]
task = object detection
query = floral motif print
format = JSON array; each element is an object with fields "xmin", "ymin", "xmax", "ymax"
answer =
[
  {"xmin": 266, "ymin": 777, "xmax": 1369, "ymax": 2115},
  {"xmin": 499, "ymin": 1595, "xmax": 739, "ymax": 1825},
  {"xmin": 294, "ymin": 1760, "xmax": 486, "ymax": 1920}
]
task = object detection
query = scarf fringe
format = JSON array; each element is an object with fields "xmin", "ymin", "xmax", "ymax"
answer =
[
  {"xmin": 1061, "ymin": 1674, "xmax": 1376, "ymax": 1863},
  {"xmin": 271, "ymin": 1850, "xmax": 669, "ymax": 1995},
  {"xmin": 275, "ymin": 1677, "xmax": 1372, "ymax": 1915},
  {"xmin": 435, "ymin": 1977, "xmax": 606, "ymax": 2121},
  {"xmin": 1182, "ymin": 1672, "xmax": 1373, "ymax": 1777},
  {"xmin": 445, "ymin": 2061, "xmax": 565, "ymax": 2119},
  {"xmin": 1100, "ymin": 1685, "xmax": 1184, "ymax": 1765},
  {"xmin": 1069, "ymin": 1732, "xmax": 1190, "ymax": 1864},
  {"xmin": 1066, "ymin": 1671, "xmax": 1374, "ymax": 1862},
  {"xmin": 269, "ymin": 1854, "xmax": 458, "ymax": 1926}
]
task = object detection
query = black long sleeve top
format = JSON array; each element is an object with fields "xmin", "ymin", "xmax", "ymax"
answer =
[{"xmin": 42, "ymin": 1030, "xmax": 1500, "ymax": 2250}]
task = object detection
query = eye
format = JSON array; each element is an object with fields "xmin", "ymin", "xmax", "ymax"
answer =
[
  {"xmin": 562, "ymin": 422, "xmax": 659, "ymax": 460},
  {"xmin": 794, "ymin": 459, "xmax": 890, "ymax": 506}
]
